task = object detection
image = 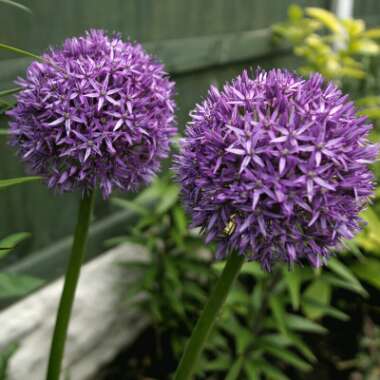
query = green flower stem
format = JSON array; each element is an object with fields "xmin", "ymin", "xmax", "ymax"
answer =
[
  {"xmin": 174, "ymin": 251, "xmax": 245, "ymax": 380},
  {"xmin": 46, "ymin": 191, "xmax": 95, "ymax": 380}
]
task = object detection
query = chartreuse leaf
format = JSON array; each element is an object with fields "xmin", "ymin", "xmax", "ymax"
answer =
[
  {"xmin": 225, "ymin": 356, "xmax": 244, "ymax": 380},
  {"xmin": 0, "ymin": 273, "xmax": 44, "ymax": 298},
  {"xmin": 283, "ymin": 267, "xmax": 301, "ymax": 310},
  {"xmin": 288, "ymin": 4, "xmax": 303, "ymax": 22},
  {"xmin": 0, "ymin": 232, "xmax": 31, "ymax": 258},
  {"xmin": 302, "ymin": 279, "xmax": 331, "ymax": 320},
  {"xmin": 0, "ymin": 176, "xmax": 41, "ymax": 189},
  {"xmin": 327, "ymin": 258, "xmax": 367, "ymax": 296},
  {"xmin": 252, "ymin": 358, "xmax": 290, "ymax": 380},
  {"xmin": 364, "ymin": 28, "xmax": 380, "ymax": 39},
  {"xmin": 350, "ymin": 39, "xmax": 379, "ymax": 55},
  {"xmin": 352, "ymin": 258, "xmax": 380, "ymax": 289},
  {"xmin": 305, "ymin": 7, "xmax": 341, "ymax": 34}
]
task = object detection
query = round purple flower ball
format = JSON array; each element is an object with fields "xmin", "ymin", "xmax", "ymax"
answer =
[
  {"xmin": 175, "ymin": 69, "xmax": 378, "ymax": 269},
  {"xmin": 8, "ymin": 30, "xmax": 176, "ymax": 198}
]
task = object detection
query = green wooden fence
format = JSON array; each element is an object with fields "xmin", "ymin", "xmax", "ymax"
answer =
[{"xmin": 0, "ymin": 0, "xmax": 340, "ymax": 281}]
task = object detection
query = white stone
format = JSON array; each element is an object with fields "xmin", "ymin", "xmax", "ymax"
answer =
[{"xmin": 0, "ymin": 244, "xmax": 149, "ymax": 380}]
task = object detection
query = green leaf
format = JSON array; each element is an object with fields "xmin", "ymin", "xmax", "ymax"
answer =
[
  {"xmin": 0, "ymin": 176, "xmax": 41, "ymax": 190},
  {"xmin": 252, "ymin": 358, "xmax": 290, "ymax": 380},
  {"xmin": 327, "ymin": 258, "xmax": 367, "ymax": 296},
  {"xmin": 302, "ymin": 298, "xmax": 349, "ymax": 321},
  {"xmin": 302, "ymin": 280, "xmax": 331, "ymax": 320},
  {"xmin": 0, "ymin": 342, "xmax": 19, "ymax": 379},
  {"xmin": 0, "ymin": 87, "xmax": 21, "ymax": 97},
  {"xmin": 110, "ymin": 197, "xmax": 148, "ymax": 215},
  {"xmin": 155, "ymin": 185, "xmax": 179, "ymax": 214},
  {"xmin": 264, "ymin": 344, "xmax": 312, "ymax": 371},
  {"xmin": 285, "ymin": 314, "xmax": 327, "ymax": 334},
  {"xmin": 0, "ymin": 273, "xmax": 44, "ymax": 298},
  {"xmin": 0, "ymin": 129, "xmax": 9, "ymax": 135},
  {"xmin": 269, "ymin": 296, "xmax": 288, "ymax": 335},
  {"xmin": 225, "ymin": 356, "xmax": 244, "ymax": 380},
  {"xmin": 352, "ymin": 258, "xmax": 380, "ymax": 290},
  {"xmin": 172, "ymin": 206, "xmax": 187, "ymax": 236},
  {"xmin": 286, "ymin": 332, "xmax": 317, "ymax": 362},
  {"xmin": 0, "ymin": 42, "xmax": 41, "ymax": 60},
  {"xmin": 240, "ymin": 262, "xmax": 267, "ymax": 278},
  {"xmin": 283, "ymin": 267, "xmax": 301, "ymax": 310},
  {"xmin": 244, "ymin": 361, "xmax": 260, "ymax": 380},
  {"xmin": 203, "ymin": 354, "xmax": 231, "ymax": 371},
  {"xmin": 0, "ymin": 0, "xmax": 31, "ymax": 13},
  {"xmin": 0, "ymin": 232, "xmax": 31, "ymax": 258}
]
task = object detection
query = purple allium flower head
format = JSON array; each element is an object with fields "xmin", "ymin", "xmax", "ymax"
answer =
[
  {"xmin": 8, "ymin": 30, "xmax": 176, "ymax": 198},
  {"xmin": 175, "ymin": 69, "xmax": 379, "ymax": 269}
]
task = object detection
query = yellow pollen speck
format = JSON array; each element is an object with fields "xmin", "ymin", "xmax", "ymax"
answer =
[{"xmin": 224, "ymin": 214, "xmax": 236, "ymax": 236}]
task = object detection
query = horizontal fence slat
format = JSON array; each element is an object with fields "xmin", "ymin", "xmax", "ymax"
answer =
[{"xmin": 0, "ymin": 27, "xmax": 283, "ymax": 85}]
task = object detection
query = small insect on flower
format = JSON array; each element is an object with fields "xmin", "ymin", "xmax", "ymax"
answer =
[
  {"xmin": 174, "ymin": 69, "xmax": 379, "ymax": 270},
  {"xmin": 8, "ymin": 30, "xmax": 177, "ymax": 198}
]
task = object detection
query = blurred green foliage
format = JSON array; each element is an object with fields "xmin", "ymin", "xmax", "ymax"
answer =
[{"xmin": 113, "ymin": 179, "xmax": 370, "ymax": 379}]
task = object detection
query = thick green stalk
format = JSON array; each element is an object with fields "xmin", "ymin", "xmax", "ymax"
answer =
[
  {"xmin": 46, "ymin": 191, "xmax": 95, "ymax": 380},
  {"xmin": 174, "ymin": 251, "xmax": 245, "ymax": 380}
]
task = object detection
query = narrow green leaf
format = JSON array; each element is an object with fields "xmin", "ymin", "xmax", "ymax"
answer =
[
  {"xmin": 286, "ymin": 332, "xmax": 317, "ymax": 362},
  {"xmin": 0, "ymin": 0, "xmax": 31, "ymax": 13},
  {"xmin": 269, "ymin": 296, "xmax": 288, "ymax": 335},
  {"xmin": 322, "ymin": 273, "xmax": 368, "ymax": 297},
  {"xmin": 0, "ymin": 342, "xmax": 19, "ymax": 379},
  {"xmin": 327, "ymin": 258, "xmax": 367, "ymax": 296},
  {"xmin": 244, "ymin": 361, "xmax": 261, "ymax": 380},
  {"xmin": 0, "ymin": 273, "xmax": 44, "ymax": 298},
  {"xmin": 203, "ymin": 354, "xmax": 231, "ymax": 371},
  {"xmin": 240, "ymin": 262, "xmax": 267, "ymax": 278},
  {"xmin": 264, "ymin": 345, "xmax": 312, "ymax": 371},
  {"xmin": 0, "ymin": 176, "xmax": 41, "ymax": 189},
  {"xmin": 352, "ymin": 258, "xmax": 380, "ymax": 290},
  {"xmin": 110, "ymin": 197, "xmax": 148, "ymax": 215},
  {"xmin": 283, "ymin": 267, "xmax": 301, "ymax": 310},
  {"xmin": 156, "ymin": 185, "xmax": 179, "ymax": 214},
  {"xmin": 0, "ymin": 129, "xmax": 9, "ymax": 135},
  {"xmin": 302, "ymin": 280, "xmax": 331, "ymax": 320},
  {"xmin": 303, "ymin": 298, "xmax": 349, "ymax": 321},
  {"xmin": 0, "ymin": 232, "xmax": 31, "ymax": 258},
  {"xmin": 253, "ymin": 359, "xmax": 290, "ymax": 380},
  {"xmin": 285, "ymin": 314, "xmax": 327, "ymax": 334},
  {"xmin": 0, "ymin": 87, "xmax": 21, "ymax": 97},
  {"xmin": 226, "ymin": 356, "xmax": 244, "ymax": 380},
  {"xmin": 0, "ymin": 42, "xmax": 41, "ymax": 60}
]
